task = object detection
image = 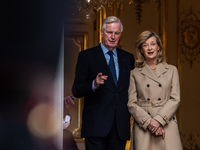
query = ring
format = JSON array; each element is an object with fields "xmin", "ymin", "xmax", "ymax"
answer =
[{"xmin": 152, "ymin": 128, "xmax": 157, "ymax": 132}]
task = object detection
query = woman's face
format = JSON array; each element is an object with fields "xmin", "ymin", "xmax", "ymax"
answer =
[{"xmin": 141, "ymin": 36, "xmax": 160, "ymax": 61}]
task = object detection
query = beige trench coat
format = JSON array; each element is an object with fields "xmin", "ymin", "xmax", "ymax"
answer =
[{"xmin": 128, "ymin": 62, "xmax": 183, "ymax": 150}]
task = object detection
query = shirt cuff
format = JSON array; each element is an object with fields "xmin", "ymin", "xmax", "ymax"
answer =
[{"xmin": 92, "ymin": 80, "xmax": 98, "ymax": 92}]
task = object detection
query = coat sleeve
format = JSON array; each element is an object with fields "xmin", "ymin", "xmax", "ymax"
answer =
[
  {"xmin": 72, "ymin": 51, "xmax": 94, "ymax": 98},
  {"xmin": 127, "ymin": 70, "xmax": 152, "ymax": 131},
  {"xmin": 154, "ymin": 66, "xmax": 180, "ymax": 126}
]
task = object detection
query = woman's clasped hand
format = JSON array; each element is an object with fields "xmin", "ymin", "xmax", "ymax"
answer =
[{"xmin": 147, "ymin": 119, "xmax": 165, "ymax": 139}]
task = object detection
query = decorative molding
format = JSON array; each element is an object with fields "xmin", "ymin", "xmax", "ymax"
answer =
[
  {"xmin": 181, "ymin": 131, "xmax": 200, "ymax": 150},
  {"xmin": 133, "ymin": 0, "xmax": 149, "ymax": 24},
  {"xmin": 132, "ymin": 0, "xmax": 160, "ymax": 24},
  {"xmin": 180, "ymin": 7, "xmax": 200, "ymax": 68},
  {"xmin": 162, "ymin": 0, "xmax": 167, "ymax": 56},
  {"xmin": 64, "ymin": 33, "xmax": 88, "ymax": 51}
]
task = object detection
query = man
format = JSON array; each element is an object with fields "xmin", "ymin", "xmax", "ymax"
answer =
[{"xmin": 71, "ymin": 16, "xmax": 135, "ymax": 150}]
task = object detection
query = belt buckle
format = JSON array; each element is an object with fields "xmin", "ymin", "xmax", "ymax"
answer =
[{"xmin": 151, "ymin": 100, "xmax": 155, "ymax": 108}]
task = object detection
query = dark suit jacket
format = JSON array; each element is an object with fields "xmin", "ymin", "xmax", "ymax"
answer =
[{"xmin": 72, "ymin": 44, "xmax": 135, "ymax": 140}]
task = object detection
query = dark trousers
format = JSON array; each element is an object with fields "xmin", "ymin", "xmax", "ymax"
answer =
[
  {"xmin": 85, "ymin": 118, "xmax": 126, "ymax": 150},
  {"xmin": 63, "ymin": 130, "xmax": 79, "ymax": 150}
]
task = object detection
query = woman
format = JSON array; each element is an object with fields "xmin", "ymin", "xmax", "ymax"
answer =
[{"xmin": 128, "ymin": 31, "xmax": 182, "ymax": 150}]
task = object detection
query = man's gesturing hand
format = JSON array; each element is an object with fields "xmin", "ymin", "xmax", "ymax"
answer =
[{"xmin": 94, "ymin": 73, "xmax": 108, "ymax": 87}]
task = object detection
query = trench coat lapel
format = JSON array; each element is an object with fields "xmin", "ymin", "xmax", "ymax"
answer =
[
  {"xmin": 155, "ymin": 62, "xmax": 169, "ymax": 78},
  {"xmin": 139, "ymin": 62, "xmax": 169, "ymax": 84}
]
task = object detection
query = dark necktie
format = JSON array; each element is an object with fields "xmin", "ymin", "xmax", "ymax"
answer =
[{"xmin": 108, "ymin": 51, "xmax": 117, "ymax": 86}]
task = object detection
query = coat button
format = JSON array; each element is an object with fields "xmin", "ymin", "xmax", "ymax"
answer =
[
  {"xmin": 147, "ymin": 84, "xmax": 150, "ymax": 87},
  {"xmin": 159, "ymin": 84, "xmax": 162, "ymax": 87},
  {"xmin": 147, "ymin": 98, "xmax": 150, "ymax": 101},
  {"xmin": 158, "ymin": 98, "xmax": 161, "ymax": 101}
]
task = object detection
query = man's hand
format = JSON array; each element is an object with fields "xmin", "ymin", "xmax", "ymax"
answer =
[
  {"xmin": 64, "ymin": 95, "xmax": 75, "ymax": 108},
  {"xmin": 94, "ymin": 73, "xmax": 108, "ymax": 87}
]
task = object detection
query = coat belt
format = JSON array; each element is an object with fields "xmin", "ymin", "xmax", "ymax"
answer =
[{"xmin": 137, "ymin": 99, "xmax": 168, "ymax": 107}]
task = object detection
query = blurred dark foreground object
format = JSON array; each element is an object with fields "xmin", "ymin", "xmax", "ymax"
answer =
[{"xmin": 1, "ymin": 0, "xmax": 71, "ymax": 149}]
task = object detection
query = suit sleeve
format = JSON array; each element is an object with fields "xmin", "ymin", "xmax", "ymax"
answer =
[
  {"xmin": 131, "ymin": 54, "xmax": 135, "ymax": 70},
  {"xmin": 72, "ymin": 51, "xmax": 94, "ymax": 98},
  {"xmin": 127, "ymin": 70, "xmax": 152, "ymax": 131},
  {"xmin": 154, "ymin": 66, "xmax": 180, "ymax": 126}
]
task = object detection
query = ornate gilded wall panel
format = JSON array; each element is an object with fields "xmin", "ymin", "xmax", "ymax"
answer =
[
  {"xmin": 178, "ymin": 3, "xmax": 200, "ymax": 149},
  {"xmin": 179, "ymin": 8, "xmax": 200, "ymax": 68},
  {"xmin": 181, "ymin": 131, "xmax": 200, "ymax": 150}
]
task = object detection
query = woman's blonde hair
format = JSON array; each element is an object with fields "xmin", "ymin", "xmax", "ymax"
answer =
[{"xmin": 135, "ymin": 30, "xmax": 165, "ymax": 68}]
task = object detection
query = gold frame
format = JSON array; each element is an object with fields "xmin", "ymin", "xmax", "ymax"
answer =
[
  {"xmin": 64, "ymin": 32, "xmax": 88, "ymax": 143},
  {"xmin": 162, "ymin": 0, "xmax": 168, "ymax": 56}
]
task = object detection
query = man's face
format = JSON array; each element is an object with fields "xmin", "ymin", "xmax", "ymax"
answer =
[{"xmin": 101, "ymin": 22, "xmax": 122, "ymax": 51}]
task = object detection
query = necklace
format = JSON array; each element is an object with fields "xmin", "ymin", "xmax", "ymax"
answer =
[
  {"xmin": 146, "ymin": 62, "xmax": 157, "ymax": 70},
  {"xmin": 150, "ymin": 66, "xmax": 156, "ymax": 70},
  {"xmin": 150, "ymin": 67, "xmax": 156, "ymax": 70}
]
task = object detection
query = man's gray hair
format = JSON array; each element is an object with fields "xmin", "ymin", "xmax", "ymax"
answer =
[{"xmin": 101, "ymin": 16, "xmax": 123, "ymax": 32}]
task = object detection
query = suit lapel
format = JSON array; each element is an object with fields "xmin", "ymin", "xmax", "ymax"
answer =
[
  {"xmin": 94, "ymin": 45, "xmax": 116, "ymax": 86},
  {"xmin": 116, "ymin": 49, "xmax": 126, "ymax": 88}
]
